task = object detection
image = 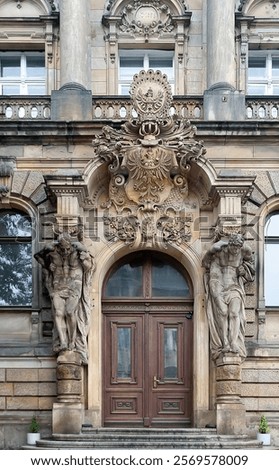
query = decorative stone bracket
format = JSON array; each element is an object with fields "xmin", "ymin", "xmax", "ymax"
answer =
[
  {"xmin": 44, "ymin": 173, "xmax": 89, "ymax": 237},
  {"xmin": 209, "ymin": 173, "xmax": 255, "ymax": 238}
]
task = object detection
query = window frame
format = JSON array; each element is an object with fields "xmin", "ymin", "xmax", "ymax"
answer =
[
  {"xmin": 248, "ymin": 50, "xmax": 279, "ymax": 95},
  {"xmin": 118, "ymin": 49, "xmax": 175, "ymax": 95},
  {"xmin": 0, "ymin": 51, "xmax": 46, "ymax": 96},
  {"xmin": 264, "ymin": 212, "xmax": 279, "ymax": 307},
  {"xmin": 0, "ymin": 209, "xmax": 33, "ymax": 308}
]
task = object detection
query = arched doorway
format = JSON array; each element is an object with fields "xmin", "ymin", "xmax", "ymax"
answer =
[{"xmin": 102, "ymin": 251, "xmax": 193, "ymax": 427}]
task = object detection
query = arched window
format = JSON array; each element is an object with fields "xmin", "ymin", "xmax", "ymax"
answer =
[
  {"xmin": 104, "ymin": 252, "xmax": 191, "ymax": 299},
  {"xmin": 264, "ymin": 212, "xmax": 279, "ymax": 306},
  {"xmin": 0, "ymin": 210, "xmax": 32, "ymax": 306}
]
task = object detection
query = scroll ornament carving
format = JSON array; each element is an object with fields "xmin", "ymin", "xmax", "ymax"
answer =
[
  {"xmin": 119, "ymin": 0, "xmax": 174, "ymax": 39},
  {"xmin": 202, "ymin": 234, "xmax": 255, "ymax": 363},
  {"xmin": 93, "ymin": 69, "xmax": 206, "ymax": 248}
]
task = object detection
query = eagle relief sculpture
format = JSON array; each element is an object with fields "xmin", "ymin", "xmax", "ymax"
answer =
[{"xmin": 93, "ymin": 69, "xmax": 206, "ymax": 247}]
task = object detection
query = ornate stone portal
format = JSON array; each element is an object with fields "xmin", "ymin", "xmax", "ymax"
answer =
[{"xmin": 93, "ymin": 69, "xmax": 206, "ymax": 249}]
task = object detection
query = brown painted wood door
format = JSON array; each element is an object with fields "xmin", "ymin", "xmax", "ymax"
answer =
[{"xmin": 103, "ymin": 310, "xmax": 192, "ymax": 427}]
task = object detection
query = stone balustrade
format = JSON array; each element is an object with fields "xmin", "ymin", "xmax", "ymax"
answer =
[{"xmin": 2, "ymin": 95, "xmax": 279, "ymax": 121}]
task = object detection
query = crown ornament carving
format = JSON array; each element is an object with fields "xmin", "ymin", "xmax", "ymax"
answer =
[{"xmin": 93, "ymin": 69, "xmax": 206, "ymax": 248}]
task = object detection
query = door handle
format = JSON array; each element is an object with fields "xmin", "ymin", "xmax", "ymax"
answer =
[{"xmin": 153, "ymin": 375, "xmax": 161, "ymax": 388}]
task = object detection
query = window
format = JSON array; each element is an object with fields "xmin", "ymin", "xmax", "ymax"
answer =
[
  {"xmin": 104, "ymin": 253, "xmax": 191, "ymax": 299},
  {"xmin": 0, "ymin": 211, "xmax": 32, "ymax": 306},
  {"xmin": 0, "ymin": 52, "xmax": 45, "ymax": 95},
  {"xmin": 248, "ymin": 51, "xmax": 279, "ymax": 95},
  {"xmin": 264, "ymin": 213, "xmax": 279, "ymax": 306},
  {"xmin": 119, "ymin": 49, "xmax": 174, "ymax": 94}
]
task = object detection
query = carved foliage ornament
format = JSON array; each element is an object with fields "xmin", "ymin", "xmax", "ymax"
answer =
[{"xmin": 93, "ymin": 70, "xmax": 206, "ymax": 248}]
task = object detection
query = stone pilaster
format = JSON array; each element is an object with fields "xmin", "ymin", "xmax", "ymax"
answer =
[
  {"xmin": 51, "ymin": 0, "xmax": 92, "ymax": 120},
  {"xmin": 204, "ymin": 0, "xmax": 245, "ymax": 120},
  {"xmin": 216, "ymin": 354, "xmax": 246, "ymax": 434}
]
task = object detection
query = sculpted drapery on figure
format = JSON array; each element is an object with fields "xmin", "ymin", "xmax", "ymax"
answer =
[
  {"xmin": 202, "ymin": 234, "xmax": 255, "ymax": 362},
  {"xmin": 35, "ymin": 232, "xmax": 95, "ymax": 364}
]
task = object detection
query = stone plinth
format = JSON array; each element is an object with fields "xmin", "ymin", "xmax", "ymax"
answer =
[
  {"xmin": 53, "ymin": 350, "xmax": 84, "ymax": 434},
  {"xmin": 51, "ymin": 83, "xmax": 92, "ymax": 121},
  {"xmin": 216, "ymin": 354, "xmax": 246, "ymax": 434},
  {"xmin": 53, "ymin": 402, "xmax": 84, "ymax": 434}
]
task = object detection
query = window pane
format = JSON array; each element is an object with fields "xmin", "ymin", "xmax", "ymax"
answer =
[
  {"xmin": 0, "ymin": 212, "xmax": 32, "ymax": 237},
  {"xmin": 149, "ymin": 58, "xmax": 173, "ymax": 68},
  {"xmin": 26, "ymin": 56, "xmax": 45, "ymax": 77},
  {"xmin": 117, "ymin": 327, "xmax": 131, "ymax": 378},
  {"xmin": 164, "ymin": 328, "xmax": 178, "ymax": 379},
  {"xmin": 272, "ymin": 57, "xmax": 279, "ymax": 78},
  {"xmin": 27, "ymin": 84, "xmax": 46, "ymax": 95},
  {"xmin": 265, "ymin": 243, "xmax": 279, "ymax": 306},
  {"xmin": 2, "ymin": 85, "xmax": 20, "ymax": 95},
  {"xmin": 152, "ymin": 262, "xmax": 190, "ymax": 297},
  {"xmin": 273, "ymin": 85, "xmax": 279, "ymax": 95},
  {"xmin": 0, "ymin": 243, "xmax": 32, "ymax": 306},
  {"xmin": 1, "ymin": 57, "xmax": 20, "ymax": 77},
  {"xmin": 120, "ymin": 57, "xmax": 144, "ymax": 68},
  {"xmin": 105, "ymin": 262, "xmax": 143, "ymax": 297},
  {"xmin": 247, "ymin": 84, "xmax": 266, "ymax": 95},
  {"xmin": 248, "ymin": 56, "xmax": 266, "ymax": 79}
]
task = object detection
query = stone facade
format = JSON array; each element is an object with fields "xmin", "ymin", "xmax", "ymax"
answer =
[{"xmin": 0, "ymin": 0, "xmax": 279, "ymax": 449}]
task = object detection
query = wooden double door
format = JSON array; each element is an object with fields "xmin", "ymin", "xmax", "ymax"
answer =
[
  {"xmin": 103, "ymin": 309, "xmax": 193, "ymax": 427},
  {"xmin": 102, "ymin": 252, "xmax": 193, "ymax": 427}
]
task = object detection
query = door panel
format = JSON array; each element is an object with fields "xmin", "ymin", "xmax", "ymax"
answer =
[
  {"xmin": 149, "ymin": 315, "xmax": 192, "ymax": 426},
  {"xmin": 103, "ymin": 312, "xmax": 192, "ymax": 427},
  {"xmin": 104, "ymin": 314, "xmax": 144, "ymax": 425}
]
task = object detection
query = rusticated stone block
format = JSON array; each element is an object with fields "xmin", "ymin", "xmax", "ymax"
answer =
[
  {"xmin": 216, "ymin": 381, "xmax": 241, "ymax": 396},
  {"xmin": 14, "ymin": 383, "xmax": 38, "ymax": 396},
  {"xmin": 6, "ymin": 369, "xmax": 38, "ymax": 382},
  {"xmin": 216, "ymin": 365, "xmax": 241, "ymax": 381},
  {"xmin": 57, "ymin": 380, "xmax": 82, "ymax": 396},
  {"xmin": 57, "ymin": 364, "xmax": 82, "ymax": 381},
  {"xmin": 0, "ymin": 383, "xmax": 13, "ymax": 396},
  {"xmin": 39, "ymin": 383, "xmax": 57, "ymax": 396},
  {"xmin": 39, "ymin": 397, "xmax": 55, "ymax": 410},
  {"xmin": 39, "ymin": 369, "xmax": 56, "ymax": 382},
  {"xmin": 6, "ymin": 397, "xmax": 38, "ymax": 410},
  {"xmin": 0, "ymin": 370, "xmax": 5, "ymax": 382},
  {"xmin": 0, "ymin": 397, "xmax": 5, "ymax": 410}
]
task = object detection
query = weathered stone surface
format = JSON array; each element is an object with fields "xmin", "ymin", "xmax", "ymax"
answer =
[
  {"xmin": 11, "ymin": 171, "xmax": 28, "ymax": 195},
  {"xmin": 0, "ymin": 398, "xmax": 5, "ymax": 410},
  {"xmin": 57, "ymin": 364, "xmax": 82, "ymax": 380},
  {"xmin": 39, "ymin": 383, "xmax": 57, "ymax": 396},
  {"xmin": 38, "ymin": 369, "xmax": 56, "ymax": 382},
  {"xmin": 243, "ymin": 369, "xmax": 279, "ymax": 383},
  {"xmin": 216, "ymin": 381, "xmax": 241, "ymax": 396},
  {"xmin": 14, "ymin": 383, "xmax": 38, "ymax": 396},
  {"xmin": 216, "ymin": 365, "xmax": 241, "ymax": 381},
  {"xmin": 57, "ymin": 380, "xmax": 82, "ymax": 395},
  {"xmin": 242, "ymin": 383, "xmax": 279, "ymax": 396},
  {"xmin": 22, "ymin": 171, "xmax": 44, "ymax": 198},
  {"xmin": 6, "ymin": 397, "xmax": 38, "ymax": 410},
  {"xmin": 0, "ymin": 370, "xmax": 5, "ymax": 382},
  {"xmin": 39, "ymin": 397, "xmax": 56, "ymax": 410},
  {"xmin": 6, "ymin": 369, "xmax": 38, "ymax": 382}
]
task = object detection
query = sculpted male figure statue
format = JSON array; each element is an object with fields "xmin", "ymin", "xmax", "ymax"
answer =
[
  {"xmin": 35, "ymin": 232, "xmax": 95, "ymax": 363},
  {"xmin": 202, "ymin": 234, "xmax": 255, "ymax": 360}
]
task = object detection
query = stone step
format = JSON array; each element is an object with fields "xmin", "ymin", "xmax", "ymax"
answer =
[{"xmin": 31, "ymin": 427, "xmax": 262, "ymax": 449}]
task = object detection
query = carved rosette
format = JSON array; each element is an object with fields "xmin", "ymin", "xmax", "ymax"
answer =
[{"xmin": 93, "ymin": 69, "xmax": 206, "ymax": 248}]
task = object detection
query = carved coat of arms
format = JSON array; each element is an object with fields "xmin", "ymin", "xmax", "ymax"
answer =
[{"xmin": 93, "ymin": 69, "xmax": 206, "ymax": 248}]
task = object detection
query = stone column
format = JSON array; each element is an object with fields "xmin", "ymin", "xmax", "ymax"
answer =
[
  {"xmin": 216, "ymin": 354, "xmax": 246, "ymax": 434},
  {"xmin": 51, "ymin": 0, "xmax": 92, "ymax": 120},
  {"xmin": 204, "ymin": 0, "xmax": 245, "ymax": 120}
]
